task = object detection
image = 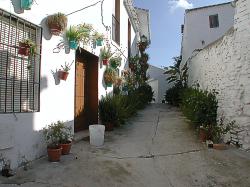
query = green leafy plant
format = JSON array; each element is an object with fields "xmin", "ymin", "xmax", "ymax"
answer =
[
  {"xmin": 104, "ymin": 67, "xmax": 116, "ymax": 84},
  {"xmin": 165, "ymin": 82, "xmax": 183, "ymax": 106},
  {"xmin": 77, "ymin": 23, "xmax": 93, "ymax": 43},
  {"xmin": 110, "ymin": 56, "xmax": 122, "ymax": 68},
  {"xmin": 60, "ymin": 125, "xmax": 73, "ymax": 144},
  {"xmin": 60, "ymin": 61, "xmax": 74, "ymax": 72},
  {"xmin": 93, "ymin": 31, "xmax": 104, "ymax": 40},
  {"xmin": 140, "ymin": 53, "xmax": 149, "ymax": 63},
  {"xmin": 100, "ymin": 47, "xmax": 113, "ymax": 60},
  {"xmin": 66, "ymin": 26, "xmax": 80, "ymax": 42},
  {"xmin": 19, "ymin": 39, "xmax": 36, "ymax": 56}
]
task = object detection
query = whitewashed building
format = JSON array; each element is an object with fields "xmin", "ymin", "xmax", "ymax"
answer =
[
  {"xmin": 0, "ymin": 0, "xmax": 150, "ymax": 169},
  {"xmin": 181, "ymin": 2, "xmax": 235, "ymax": 64},
  {"xmin": 147, "ymin": 65, "xmax": 170, "ymax": 103}
]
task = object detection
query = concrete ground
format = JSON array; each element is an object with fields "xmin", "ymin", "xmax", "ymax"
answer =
[{"xmin": 1, "ymin": 104, "xmax": 250, "ymax": 187}]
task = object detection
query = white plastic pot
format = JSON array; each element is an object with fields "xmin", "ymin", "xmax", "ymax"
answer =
[{"xmin": 89, "ymin": 125, "xmax": 105, "ymax": 146}]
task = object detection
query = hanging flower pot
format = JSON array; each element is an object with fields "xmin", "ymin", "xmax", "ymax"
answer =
[
  {"xmin": 58, "ymin": 70, "xmax": 69, "ymax": 81},
  {"xmin": 21, "ymin": 0, "xmax": 33, "ymax": 10},
  {"xmin": 106, "ymin": 82, "xmax": 112, "ymax": 87},
  {"xmin": 104, "ymin": 67, "xmax": 116, "ymax": 87},
  {"xmin": 102, "ymin": 59, "xmax": 109, "ymax": 65},
  {"xmin": 69, "ymin": 40, "xmax": 78, "ymax": 49},
  {"xmin": 110, "ymin": 56, "xmax": 121, "ymax": 69},
  {"xmin": 18, "ymin": 43, "xmax": 30, "ymax": 56},
  {"xmin": 47, "ymin": 13, "xmax": 68, "ymax": 36},
  {"xmin": 96, "ymin": 39, "xmax": 103, "ymax": 46},
  {"xmin": 18, "ymin": 39, "xmax": 36, "ymax": 56}
]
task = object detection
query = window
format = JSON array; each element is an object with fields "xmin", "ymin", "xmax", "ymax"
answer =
[
  {"xmin": 0, "ymin": 8, "xmax": 42, "ymax": 113},
  {"xmin": 128, "ymin": 19, "xmax": 131, "ymax": 57},
  {"xmin": 209, "ymin": 14, "xmax": 219, "ymax": 28},
  {"xmin": 112, "ymin": 0, "xmax": 120, "ymax": 45}
]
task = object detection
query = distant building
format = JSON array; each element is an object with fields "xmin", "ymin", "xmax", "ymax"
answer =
[
  {"xmin": 147, "ymin": 65, "xmax": 170, "ymax": 103},
  {"xmin": 181, "ymin": 2, "xmax": 235, "ymax": 63}
]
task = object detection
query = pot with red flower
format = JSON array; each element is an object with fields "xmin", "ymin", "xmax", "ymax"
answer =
[
  {"xmin": 100, "ymin": 47, "xmax": 113, "ymax": 66},
  {"xmin": 18, "ymin": 39, "xmax": 36, "ymax": 56}
]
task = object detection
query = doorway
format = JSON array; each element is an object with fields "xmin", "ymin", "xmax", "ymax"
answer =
[{"xmin": 74, "ymin": 49, "xmax": 99, "ymax": 132}]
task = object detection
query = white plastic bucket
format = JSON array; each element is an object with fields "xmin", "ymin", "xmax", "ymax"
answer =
[{"xmin": 89, "ymin": 125, "xmax": 105, "ymax": 146}]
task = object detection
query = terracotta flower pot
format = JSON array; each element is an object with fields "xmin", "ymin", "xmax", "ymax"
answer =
[
  {"xmin": 48, "ymin": 24, "xmax": 63, "ymax": 36},
  {"xmin": 199, "ymin": 127, "xmax": 207, "ymax": 142},
  {"xmin": 58, "ymin": 70, "xmax": 69, "ymax": 81},
  {"xmin": 47, "ymin": 147, "xmax": 62, "ymax": 162},
  {"xmin": 105, "ymin": 123, "xmax": 114, "ymax": 131},
  {"xmin": 102, "ymin": 59, "xmax": 109, "ymax": 65},
  {"xmin": 18, "ymin": 43, "xmax": 30, "ymax": 56},
  {"xmin": 60, "ymin": 141, "xmax": 72, "ymax": 155}
]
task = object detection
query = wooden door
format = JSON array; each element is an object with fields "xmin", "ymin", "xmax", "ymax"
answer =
[{"xmin": 74, "ymin": 61, "xmax": 86, "ymax": 132}]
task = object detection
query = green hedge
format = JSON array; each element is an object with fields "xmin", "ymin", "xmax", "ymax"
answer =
[{"xmin": 181, "ymin": 87, "xmax": 218, "ymax": 128}]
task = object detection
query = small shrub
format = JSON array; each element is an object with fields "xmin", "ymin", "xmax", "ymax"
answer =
[{"xmin": 165, "ymin": 83, "xmax": 183, "ymax": 106}]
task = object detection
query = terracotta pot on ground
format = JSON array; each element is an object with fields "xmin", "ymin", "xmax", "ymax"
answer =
[
  {"xmin": 58, "ymin": 70, "xmax": 69, "ymax": 81},
  {"xmin": 60, "ymin": 141, "xmax": 72, "ymax": 155},
  {"xmin": 105, "ymin": 123, "xmax": 114, "ymax": 131},
  {"xmin": 102, "ymin": 59, "xmax": 109, "ymax": 65},
  {"xmin": 18, "ymin": 43, "xmax": 30, "ymax": 56},
  {"xmin": 199, "ymin": 127, "xmax": 207, "ymax": 142},
  {"xmin": 47, "ymin": 147, "xmax": 62, "ymax": 162},
  {"xmin": 213, "ymin": 143, "xmax": 228, "ymax": 150}
]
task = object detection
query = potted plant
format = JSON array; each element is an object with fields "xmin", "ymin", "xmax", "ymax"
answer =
[
  {"xmin": 58, "ymin": 61, "xmax": 74, "ymax": 81},
  {"xmin": 66, "ymin": 26, "xmax": 80, "ymax": 49},
  {"xmin": 98, "ymin": 95, "xmax": 118, "ymax": 131},
  {"xmin": 104, "ymin": 67, "xmax": 116, "ymax": 87},
  {"xmin": 59, "ymin": 122, "xmax": 73, "ymax": 155},
  {"xmin": 18, "ymin": 39, "xmax": 36, "ymax": 56},
  {"xmin": 100, "ymin": 47, "xmax": 113, "ymax": 65},
  {"xmin": 93, "ymin": 31, "xmax": 104, "ymax": 46},
  {"xmin": 77, "ymin": 23, "xmax": 93, "ymax": 44},
  {"xmin": 110, "ymin": 56, "xmax": 122, "ymax": 69},
  {"xmin": 21, "ymin": 0, "xmax": 34, "ymax": 10},
  {"xmin": 140, "ymin": 53, "xmax": 149, "ymax": 63},
  {"xmin": 128, "ymin": 55, "xmax": 139, "ymax": 71},
  {"xmin": 114, "ymin": 77, "xmax": 123, "ymax": 87},
  {"xmin": 47, "ymin": 12, "xmax": 68, "ymax": 36},
  {"xmin": 43, "ymin": 122, "xmax": 63, "ymax": 162}
]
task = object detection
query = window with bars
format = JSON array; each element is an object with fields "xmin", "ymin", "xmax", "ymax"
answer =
[{"xmin": 0, "ymin": 8, "xmax": 42, "ymax": 113}]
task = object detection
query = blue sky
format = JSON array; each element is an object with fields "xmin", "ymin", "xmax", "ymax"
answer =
[{"xmin": 134, "ymin": 0, "xmax": 231, "ymax": 68}]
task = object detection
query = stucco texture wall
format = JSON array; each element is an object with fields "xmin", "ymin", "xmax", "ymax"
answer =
[{"xmin": 188, "ymin": 0, "xmax": 250, "ymax": 150}]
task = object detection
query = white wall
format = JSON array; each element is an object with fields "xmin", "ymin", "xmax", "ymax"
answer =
[
  {"xmin": 182, "ymin": 3, "xmax": 235, "ymax": 63},
  {"xmin": 187, "ymin": 0, "xmax": 250, "ymax": 150},
  {"xmin": 0, "ymin": 0, "xmax": 138, "ymax": 169},
  {"xmin": 135, "ymin": 8, "xmax": 151, "ymax": 41},
  {"xmin": 147, "ymin": 65, "xmax": 170, "ymax": 103}
]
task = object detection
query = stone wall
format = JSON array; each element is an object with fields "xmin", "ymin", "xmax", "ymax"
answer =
[{"xmin": 187, "ymin": 0, "xmax": 250, "ymax": 150}]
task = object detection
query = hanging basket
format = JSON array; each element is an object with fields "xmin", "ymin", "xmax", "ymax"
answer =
[
  {"xmin": 21, "ymin": 0, "xmax": 33, "ymax": 10},
  {"xmin": 102, "ymin": 59, "xmax": 109, "ymax": 65},
  {"xmin": 69, "ymin": 40, "xmax": 78, "ymax": 49},
  {"xmin": 18, "ymin": 42, "xmax": 30, "ymax": 56},
  {"xmin": 48, "ymin": 24, "xmax": 63, "ymax": 36},
  {"xmin": 96, "ymin": 39, "xmax": 103, "ymax": 46},
  {"xmin": 58, "ymin": 70, "xmax": 69, "ymax": 81}
]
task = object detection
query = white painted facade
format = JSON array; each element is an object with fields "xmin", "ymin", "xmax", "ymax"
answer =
[
  {"xmin": 187, "ymin": 0, "xmax": 250, "ymax": 150},
  {"xmin": 0, "ymin": 0, "xmax": 148, "ymax": 169},
  {"xmin": 181, "ymin": 2, "xmax": 235, "ymax": 64},
  {"xmin": 147, "ymin": 65, "xmax": 170, "ymax": 103}
]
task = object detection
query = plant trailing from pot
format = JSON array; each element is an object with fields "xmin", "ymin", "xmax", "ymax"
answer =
[
  {"xmin": 58, "ymin": 61, "xmax": 74, "ymax": 81},
  {"xmin": 66, "ymin": 26, "xmax": 80, "ymax": 49},
  {"xmin": 93, "ymin": 31, "xmax": 104, "ymax": 46},
  {"xmin": 110, "ymin": 56, "xmax": 122, "ymax": 69},
  {"xmin": 58, "ymin": 121, "xmax": 73, "ymax": 155},
  {"xmin": 77, "ymin": 23, "xmax": 93, "ymax": 44},
  {"xmin": 100, "ymin": 47, "xmax": 113, "ymax": 65},
  {"xmin": 18, "ymin": 39, "xmax": 36, "ymax": 56},
  {"xmin": 21, "ymin": 0, "xmax": 34, "ymax": 10},
  {"xmin": 104, "ymin": 67, "xmax": 116, "ymax": 87},
  {"xmin": 43, "ymin": 122, "xmax": 64, "ymax": 162},
  {"xmin": 47, "ymin": 12, "xmax": 68, "ymax": 36}
]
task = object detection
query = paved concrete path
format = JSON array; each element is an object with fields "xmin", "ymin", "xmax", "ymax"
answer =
[{"xmin": 1, "ymin": 104, "xmax": 250, "ymax": 187}]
